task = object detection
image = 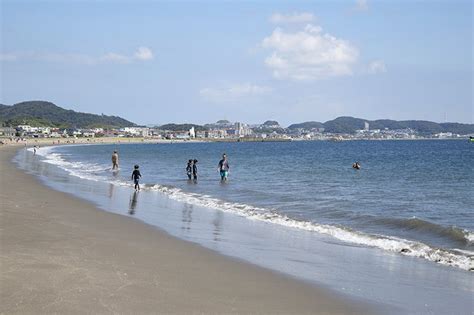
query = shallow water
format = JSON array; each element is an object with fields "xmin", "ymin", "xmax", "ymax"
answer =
[{"xmin": 15, "ymin": 140, "xmax": 474, "ymax": 314}]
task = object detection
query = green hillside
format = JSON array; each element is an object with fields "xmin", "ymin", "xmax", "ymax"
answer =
[
  {"xmin": 321, "ymin": 117, "xmax": 474, "ymax": 134},
  {"xmin": 287, "ymin": 121, "xmax": 324, "ymax": 130},
  {"xmin": 158, "ymin": 123, "xmax": 208, "ymax": 131},
  {"xmin": 0, "ymin": 101, "xmax": 136, "ymax": 128}
]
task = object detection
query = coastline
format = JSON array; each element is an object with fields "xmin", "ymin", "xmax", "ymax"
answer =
[{"xmin": 0, "ymin": 145, "xmax": 376, "ymax": 314}]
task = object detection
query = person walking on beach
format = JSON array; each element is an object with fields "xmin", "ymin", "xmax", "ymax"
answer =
[
  {"xmin": 218, "ymin": 153, "xmax": 230, "ymax": 181},
  {"xmin": 131, "ymin": 165, "xmax": 142, "ymax": 191},
  {"xmin": 111, "ymin": 150, "xmax": 119, "ymax": 170},
  {"xmin": 192, "ymin": 159, "xmax": 198, "ymax": 181},
  {"xmin": 186, "ymin": 159, "xmax": 193, "ymax": 180}
]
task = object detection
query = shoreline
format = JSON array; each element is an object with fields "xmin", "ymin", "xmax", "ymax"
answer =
[
  {"xmin": 0, "ymin": 136, "xmax": 468, "ymax": 149},
  {"xmin": 1, "ymin": 145, "xmax": 377, "ymax": 314}
]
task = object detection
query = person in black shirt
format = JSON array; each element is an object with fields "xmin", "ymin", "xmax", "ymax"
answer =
[
  {"xmin": 192, "ymin": 159, "xmax": 198, "ymax": 181},
  {"xmin": 131, "ymin": 165, "xmax": 142, "ymax": 191}
]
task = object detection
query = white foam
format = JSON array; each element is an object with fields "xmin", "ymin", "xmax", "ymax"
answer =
[
  {"xmin": 35, "ymin": 146, "xmax": 109, "ymax": 181},
  {"xmin": 465, "ymin": 231, "xmax": 474, "ymax": 244},
  {"xmin": 148, "ymin": 183, "xmax": 473, "ymax": 271}
]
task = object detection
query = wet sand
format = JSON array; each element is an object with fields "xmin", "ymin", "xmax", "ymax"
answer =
[{"xmin": 1, "ymin": 145, "xmax": 375, "ymax": 314}]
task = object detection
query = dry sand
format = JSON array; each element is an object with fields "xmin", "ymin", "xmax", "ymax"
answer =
[{"xmin": 0, "ymin": 145, "xmax": 375, "ymax": 314}]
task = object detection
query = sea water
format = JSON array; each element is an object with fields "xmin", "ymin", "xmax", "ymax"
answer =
[{"xmin": 15, "ymin": 140, "xmax": 473, "ymax": 313}]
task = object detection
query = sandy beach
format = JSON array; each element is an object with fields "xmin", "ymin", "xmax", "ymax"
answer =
[{"xmin": 0, "ymin": 144, "xmax": 375, "ymax": 314}]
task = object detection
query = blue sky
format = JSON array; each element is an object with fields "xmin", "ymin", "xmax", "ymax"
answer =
[{"xmin": 1, "ymin": 0, "xmax": 472, "ymax": 126}]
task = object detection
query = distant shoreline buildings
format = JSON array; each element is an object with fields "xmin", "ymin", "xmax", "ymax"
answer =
[
  {"xmin": 2, "ymin": 101, "xmax": 472, "ymax": 141},
  {"xmin": 1, "ymin": 119, "xmax": 472, "ymax": 142}
]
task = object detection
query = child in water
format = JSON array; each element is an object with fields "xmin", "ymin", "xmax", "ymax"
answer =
[
  {"xmin": 131, "ymin": 165, "xmax": 142, "ymax": 191},
  {"xmin": 186, "ymin": 159, "xmax": 193, "ymax": 180}
]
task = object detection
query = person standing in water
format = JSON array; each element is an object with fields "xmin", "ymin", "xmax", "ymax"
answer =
[
  {"xmin": 186, "ymin": 159, "xmax": 193, "ymax": 180},
  {"xmin": 131, "ymin": 165, "xmax": 142, "ymax": 191},
  {"xmin": 111, "ymin": 150, "xmax": 119, "ymax": 170},
  {"xmin": 192, "ymin": 159, "xmax": 198, "ymax": 181},
  {"xmin": 218, "ymin": 153, "xmax": 230, "ymax": 181}
]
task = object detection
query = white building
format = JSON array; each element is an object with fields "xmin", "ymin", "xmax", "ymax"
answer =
[
  {"xmin": 121, "ymin": 127, "xmax": 150, "ymax": 137},
  {"xmin": 0, "ymin": 127, "xmax": 16, "ymax": 137},
  {"xmin": 206, "ymin": 129, "xmax": 227, "ymax": 138},
  {"xmin": 234, "ymin": 122, "xmax": 252, "ymax": 137},
  {"xmin": 189, "ymin": 127, "xmax": 195, "ymax": 138}
]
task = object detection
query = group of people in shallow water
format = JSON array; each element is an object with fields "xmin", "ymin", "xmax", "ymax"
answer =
[
  {"xmin": 110, "ymin": 149, "xmax": 360, "ymax": 191},
  {"xmin": 184, "ymin": 153, "xmax": 230, "ymax": 182},
  {"xmin": 111, "ymin": 151, "xmax": 231, "ymax": 191},
  {"xmin": 186, "ymin": 159, "xmax": 198, "ymax": 181},
  {"xmin": 185, "ymin": 154, "xmax": 230, "ymax": 182}
]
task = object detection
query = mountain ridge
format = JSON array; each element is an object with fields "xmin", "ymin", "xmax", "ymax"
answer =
[{"xmin": 0, "ymin": 101, "xmax": 136, "ymax": 128}]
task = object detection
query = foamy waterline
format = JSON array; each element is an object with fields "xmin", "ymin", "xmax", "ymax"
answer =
[{"xmin": 31, "ymin": 146, "xmax": 474, "ymax": 271}]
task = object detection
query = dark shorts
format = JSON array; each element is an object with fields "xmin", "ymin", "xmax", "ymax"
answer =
[
  {"xmin": 134, "ymin": 178, "xmax": 140, "ymax": 185},
  {"xmin": 220, "ymin": 170, "xmax": 228, "ymax": 178}
]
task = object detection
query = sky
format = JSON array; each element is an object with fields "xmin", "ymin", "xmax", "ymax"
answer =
[{"xmin": 1, "ymin": 0, "xmax": 472, "ymax": 126}]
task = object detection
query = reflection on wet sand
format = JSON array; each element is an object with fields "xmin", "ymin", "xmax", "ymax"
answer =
[
  {"xmin": 108, "ymin": 183, "xmax": 114, "ymax": 199},
  {"xmin": 129, "ymin": 191, "xmax": 138, "ymax": 215},
  {"xmin": 212, "ymin": 211, "xmax": 223, "ymax": 242},
  {"xmin": 181, "ymin": 203, "xmax": 193, "ymax": 231}
]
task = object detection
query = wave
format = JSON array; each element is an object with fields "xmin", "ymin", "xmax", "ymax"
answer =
[
  {"xmin": 31, "ymin": 146, "xmax": 110, "ymax": 181},
  {"xmin": 146, "ymin": 184, "xmax": 473, "ymax": 271},
  {"xmin": 362, "ymin": 216, "xmax": 473, "ymax": 246},
  {"xmin": 32, "ymin": 146, "xmax": 474, "ymax": 271}
]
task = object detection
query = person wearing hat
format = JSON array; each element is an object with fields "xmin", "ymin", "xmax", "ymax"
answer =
[{"xmin": 131, "ymin": 165, "xmax": 142, "ymax": 191}]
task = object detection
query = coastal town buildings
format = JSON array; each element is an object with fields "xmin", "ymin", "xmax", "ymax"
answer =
[{"xmin": 1, "ymin": 121, "xmax": 472, "ymax": 142}]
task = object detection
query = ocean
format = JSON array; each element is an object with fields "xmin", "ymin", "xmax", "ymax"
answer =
[{"xmin": 15, "ymin": 140, "xmax": 473, "ymax": 313}]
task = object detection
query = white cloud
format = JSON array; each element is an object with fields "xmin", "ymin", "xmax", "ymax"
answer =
[
  {"xmin": 134, "ymin": 46, "xmax": 153, "ymax": 60},
  {"xmin": 0, "ymin": 47, "xmax": 154, "ymax": 64},
  {"xmin": 262, "ymin": 24, "xmax": 359, "ymax": 80},
  {"xmin": 38, "ymin": 53, "xmax": 96, "ymax": 65},
  {"xmin": 270, "ymin": 12, "xmax": 315, "ymax": 24},
  {"xmin": 368, "ymin": 60, "xmax": 386, "ymax": 74},
  {"xmin": 355, "ymin": 0, "xmax": 369, "ymax": 11},
  {"xmin": 0, "ymin": 53, "xmax": 18, "ymax": 61},
  {"xmin": 102, "ymin": 47, "xmax": 154, "ymax": 63},
  {"xmin": 200, "ymin": 83, "xmax": 272, "ymax": 102},
  {"xmin": 101, "ymin": 52, "xmax": 130, "ymax": 63}
]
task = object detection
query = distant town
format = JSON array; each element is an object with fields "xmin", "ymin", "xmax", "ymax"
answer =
[
  {"xmin": 1, "ymin": 101, "xmax": 473, "ymax": 142},
  {"xmin": 1, "ymin": 119, "xmax": 472, "ymax": 142}
]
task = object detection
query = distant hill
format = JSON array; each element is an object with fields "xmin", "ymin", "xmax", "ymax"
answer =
[
  {"xmin": 263, "ymin": 120, "xmax": 280, "ymax": 127},
  {"xmin": 322, "ymin": 117, "xmax": 367, "ymax": 134},
  {"xmin": 216, "ymin": 120, "xmax": 230, "ymax": 124},
  {"xmin": 321, "ymin": 117, "xmax": 474, "ymax": 134},
  {"xmin": 0, "ymin": 101, "xmax": 136, "ymax": 128},
  {"xmin": 158, "ymin": 123, "xmax": 208, "ymax": 131},
  {"xmin": 288, "ymin": 121, "xmax": 324, "ymax": 130}
]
